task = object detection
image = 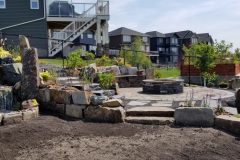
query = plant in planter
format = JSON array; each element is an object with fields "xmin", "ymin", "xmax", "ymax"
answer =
[
  {"xmin": 201, "ymin": 94, "xmax": 210, "ymax": 108},
  {"xmin": 98, "ymin": 73, "xmax": 115, "ymax": 89},
  {"xmin": 184, "ymin": 89, "xmax": 194, "ymax": 107}
]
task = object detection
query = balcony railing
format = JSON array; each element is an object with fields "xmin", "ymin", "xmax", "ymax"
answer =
[{"xmin": 46, "ymin": 0, "xmax": 109, "ymax": 18}]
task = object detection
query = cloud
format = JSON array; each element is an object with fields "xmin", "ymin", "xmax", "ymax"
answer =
[{"xmin": 109, "ymin": 0, "xmax": 240, "ymax": 49}]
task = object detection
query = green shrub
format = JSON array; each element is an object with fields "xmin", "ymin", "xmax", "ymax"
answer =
[
  {"xmin": 98, "ymin": 73, "xmax": 115, "ymax": 89},
  {"xmin": 67, "ymin": 50, "xmax": 86, "ymax": 68},
  {"xmin": 218, "ymin": 82, "xmax": 228, "ymax": 88},
  {"xmin": 154, "ymin": 69, "xmax": 161, "ymax": 79},
  {"xmin": 40, "ymin": 71, "xmax": 56, "ymax": 81},
  {"xmin": 96, "ymin": 55, "xmax": 113, "ymax": 66},
  {"xmin": 0, "ymin": 47, "xmax": 11, "ymax": 58}
]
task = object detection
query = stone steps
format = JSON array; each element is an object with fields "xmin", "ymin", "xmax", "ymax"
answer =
[
  {"xmin": 125, "ymin": 107, "xmax": 175, "ymax": 125},
  {"xmin": 126, "ymin": 107, "xmax": 174, "ymax": 117},
  {"xmin": 125, "ymin": 116, "xmax": 174, "ymax": 125}
]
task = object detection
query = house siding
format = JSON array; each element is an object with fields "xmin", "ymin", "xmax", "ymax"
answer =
[{"xmin": 0, "ymin": 0, "xmax": 48, "ymax": 57}]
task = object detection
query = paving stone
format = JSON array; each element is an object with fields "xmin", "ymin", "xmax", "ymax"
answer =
[
  {"xmin": 66, "ymin": 105, "xmax": 85, "ymax": 119},
  {"xmin": 127, "ymin": 101, "xmax": 150, "ymax": 106},
  {"xmin": 125, "ymin": 116, "xmax": 174, "ymax": 125},
  {"xmin": 102, "ymin": 99, "xmax": 124, "ymax": 108}
]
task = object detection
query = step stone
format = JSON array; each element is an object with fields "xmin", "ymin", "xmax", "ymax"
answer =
[
  {"xmin": 125, "ymin": 116, "xmax": 174, "ymax": 125},
  {"xmin": 126, "ymin": 107, "xmax": 174, "ymax": 117}
]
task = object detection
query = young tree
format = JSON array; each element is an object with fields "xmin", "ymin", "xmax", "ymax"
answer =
[{"xmin": 214, "ymin": 40, "xmax": 233, "ymax": 57}]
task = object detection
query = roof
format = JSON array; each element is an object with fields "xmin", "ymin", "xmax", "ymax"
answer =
[
  {"xmin": 197, "ymin": 33, "xmax": 214, "ymax": 44},
  {"xmin": 165, "ymin": 30, "xmax": 198, "ymax": 39},
  {"xmin": 145, "ymin": 31, "xmax": 165, "ymax": 38},
  {"xmin": 109, "ymin": 27, "xmax": 149, "ymax": 37}
]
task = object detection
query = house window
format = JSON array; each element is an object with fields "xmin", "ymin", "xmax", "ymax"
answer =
[
  {"xmin": 143, "ymin": 37, "xmax": 148, "ymax": 43},
  {"xmin": 191, "ymin": 38, "xmax": 198, "ymax": 44},
  {"xmin": 171, "ymin": 38, "xmax": 178, "ymax": 44},
  {"xmin": 0, "ymin": 0, "xmax": 6, "ymax": 9},
  {"xmin": 171, "ymin": 47, "xmax": 178, "ymax": 54},
  {"xmin": 157, "ymin": 38, "xmax": 163, "ymax": 44},
  {"xmin": 80, "ymin": 34, "xmax": 83, "ymax": 39},
  {"xmin": 87, "ymin": 33, "xmax": 93, "ymax": 39},
  {"xmin": 159, "ymin": 48, "xmax": 165, "ymax": 52},
  {"xmin": 123, "ymin": 35, "xmax": 131, "ymax": 42},
  {"xmin": 30, "ymin": 0, "xmax": 39, "ymax": 9}
]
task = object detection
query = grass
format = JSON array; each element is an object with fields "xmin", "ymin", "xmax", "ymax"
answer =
[
  {"xmin": 234, "ymin": 114, "xmax": 240, "ymax": 118},
  {"xmin": 157, "ymin": 68, "xmax": 180, "ymax": 78},
  {"xmin": 39, "ymin": 58, "xmax": 64, "ymax": 66}
]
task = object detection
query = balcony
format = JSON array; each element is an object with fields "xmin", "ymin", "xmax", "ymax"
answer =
[{"xmin": 46, "ymin": 0, "xmax": 109, "ymax": 21}]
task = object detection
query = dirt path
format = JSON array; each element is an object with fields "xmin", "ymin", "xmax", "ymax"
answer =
[{"xmin": 0, "ymin": 115, "xmax": 239, "ymax": 160}]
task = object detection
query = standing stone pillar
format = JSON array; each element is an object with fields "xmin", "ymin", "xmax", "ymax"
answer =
[
  {"xmin": 102, "ymin": 21, "xmax": 109, "ymax": 55},
  {"xmin": 19, "ymin": 35, "xmax": 30, "ymax": 62},
  {"xmin": 235, "ymin": 89, "xmax": 240, "ymax": 114},
  {"xmin": 96, "ymin": 19, "xmax": 102, "ymax": 56},
  {"xmin": 21, "ymin": 48, "xmax": 40, "ymax": 101}
]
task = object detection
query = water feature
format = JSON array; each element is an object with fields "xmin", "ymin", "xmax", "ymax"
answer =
[{"xmin": 0, "ymin": 86, "xmax": 13, "ymax": 111}]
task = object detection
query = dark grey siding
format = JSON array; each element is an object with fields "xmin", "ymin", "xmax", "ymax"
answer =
[{"xmin": 0, "ymin": 0, "xmax": 48, "ymax": 57}]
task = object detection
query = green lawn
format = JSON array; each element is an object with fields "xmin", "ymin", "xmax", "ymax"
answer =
[
  {"xmin": 158, "ymin": 68, "xmax": 180, "ymax": 78},
  {"xmin": 39, "ymin": 58, "xmax": 64, "ymax": 66}
]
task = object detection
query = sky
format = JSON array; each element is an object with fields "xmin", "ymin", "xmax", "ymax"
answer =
[{"xmin": 108, "ymin": 0, "xmax": 240, "ymax": 50}]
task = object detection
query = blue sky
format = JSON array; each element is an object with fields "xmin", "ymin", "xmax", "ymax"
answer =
[{"xmin": 109, "ymin": 0, "xmax": 240, "ymax": 50}]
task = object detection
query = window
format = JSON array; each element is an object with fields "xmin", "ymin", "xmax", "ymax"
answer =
[
  {"xmin": 0, "ymin": 0, "xmax": 6, "ymax": 9},
  {"xmin": 157, "ymin": 38, "xmax": 163, "ymax": 44},
  {"xmin": 87, "ymin": 33, "xmax": 93, "ymax": 39},
  {"xmin": 171, "ymin": 47, "xmax": 178, "ymax": 54},
  {"xmin": 123, "ymin": 35, "xmax": 131, "ymax": 42},
  {"xmin": 159, "ymin": 48, "xmax": 165, "ymax": 52},
  {"xmin": 142, "ymin": 37, "xmax": 148, "ymax": 43},
  {"xmin": 30, "ymin": 0, "xmax": 39, "ymax": 9},
  {"xmin": 191, "ymin": 38, "xmax": 198, "ymax": 44},
  {"xmin": 80, "ymin": 34, "xmax": 83, "ymax": 39},
  {"xmin": 171, "ymin": 38, "xmax": 178, "ymax": 44}
]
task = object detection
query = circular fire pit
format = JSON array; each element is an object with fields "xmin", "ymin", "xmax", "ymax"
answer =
[{"xmin": 143, "ymin": 78, "xmax": 184, "ymax": 94}]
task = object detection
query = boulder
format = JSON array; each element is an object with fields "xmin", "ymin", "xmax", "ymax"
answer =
[
  {"xmin": 49, "ymin": 86, "xmax": 78, "ymax": 104},
  {"xmin": 215, "ymin": 115, "xmax": 240, "ymax": 135},
  {"xmin": 90, "ymin": 95, "xmax": 108, "ymax": 106},
  {"xmin": 21, "ymin": 48, "xmax": 40, "ymax": 100},
  {"xmin": 55, "ymin": 104, "xmax": 65, "ymax": 115},
  {"xmin": 102, "ymin": 99, "xmax": 124, "ymax": 108},
  {"xmin": 110, "ymin": 65, "xmax": 121, "ymax": 75},
  {"xmin": 3, "ymin": 111, "xmax": 22, "ymax": 125},
  {"xmin": 85, "ymin": 106, "xmax": 125, "ymax": 123},
  {"xmin": 0, "ymin": 63, "xmax": 22, "ymax": 85},
  {"xmin": 65, "ymin": 105, "xmax": 85, "ymax": 118},
  {"xmin": 37, "ymin": 88, "xmax": 50, "ymax": 103},
  {"xmin": 22, "ymin": 99, "xmax": 38, "ymax": 110},
  {"xmin": 128, "ymin": 67, "xmax": 138, "ymax": 75},
  {"xmin": 0, "ymin": 86, "xmax": 13, "ymax": 110},
  {"xmin": 72, "ymin": 91, "xmax": 92, "ymax": 105},
  {"xmin": 119, "ymin": 66, "xmax": 128, "ymax": 75},
  {"xmin": 174, "ymin": 107, "xmax": 214, "ymax": 127},
  {"xmin": 19, "ymin": 35, "xmax": 30, "ymax": 59}
]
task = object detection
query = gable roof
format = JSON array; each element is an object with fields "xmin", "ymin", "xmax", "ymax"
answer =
[
  {"xmin": 165, "ymin": 30, "xmax": 198, "ymax": 39},
  {"xmin": 109, "ymin": 27, "xmax": 149, "ymax": 37},
  {"xmin": 197, "ymin": 33, "xmax": 214, "ymax": 44},
  {"xmin": 145, "ymin": 31, "xmax": 165, "ymax": 38}
]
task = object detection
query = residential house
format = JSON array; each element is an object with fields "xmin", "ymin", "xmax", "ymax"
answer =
[
  {"xmin": 108, "ymin": 27, "xmax": 150, "ymax": 56},
  {"xmin": 147, "ymin": 30, "xmax": 213, "ymax": 65},
  {"xmin": 0, "ymin": 0, "xmax": 109, "ymax": 57}
]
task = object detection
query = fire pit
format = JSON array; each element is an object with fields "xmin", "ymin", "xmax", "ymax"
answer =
[{"xmin": 143, "ymin": 78, "xmax": 184, "ymax": 94}]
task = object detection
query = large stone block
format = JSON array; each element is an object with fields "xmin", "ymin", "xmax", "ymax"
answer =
[
  {"xmin": 102, "ymin": 99, "xmax": 124, "ymax": 108},
  {"xmin": 37, "ymin": 88, "xmax": 50, "ymax": 103},
  {"xmin": 174, "ymin": 107, "xmax": 214, "ymax": 127},
  {"xmin": 50, "ymin": 87, "xmax": 77, "ymax": 104},
  {"xmin": 215, "ymin": 115, "xmax": 240, "ymax": 135},
  {"xmin": 72, "ymin": 91, "xmax": 92, "ymax": 105},
  {"xmin": 22, "ymin": 99, "xmax": 39, "ymax": 110},
  {"xmin": 22, "ymin": 108, "xmax": 39, "ymax": 121},
  {"xmin": 90, "ymin": 95, "xmax": 108, "ymax": 106},
  {"xmin": 128, "ymin": 67, "xmax": 138, "ymax": 75},
  {"xmin": 0, "ymin": 86, "xmax": 13, "ymax": 110},
  {"xmin": 3, "ymin": 111, "xmax": 23, "ymax": 125},
  {"xmin": 55, "ymin": 104, "xmax": 65, "ymax": 115},
  {"xmin": 0, "ymin": 63, "xmax": 22, "ymax": 85},
  {"xmin": 85, "ymin": 106, "xmax": 125, "ymax": 123},
  {"xmin": 66, "ymin": 105, "xmax": 85, "ymax": 118}
]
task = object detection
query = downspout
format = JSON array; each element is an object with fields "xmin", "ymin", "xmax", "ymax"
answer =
[{"xmin": 0, "ymin": 0, "xmax": 46, "ymax": 31}]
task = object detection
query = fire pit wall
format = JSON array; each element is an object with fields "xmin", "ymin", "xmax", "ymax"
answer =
[{"xmin": 143, "ymin": 79, "xmax": 184, "ymax": 94}]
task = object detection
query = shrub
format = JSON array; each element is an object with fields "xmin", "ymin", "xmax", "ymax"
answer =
[
  {"xmin": 218, "ymin": 82, "xmax": 228, "ymax": 88},
  {"xmin": 13, "ymin": 55, "xmax": 21, "ymax": 63},
  {"xmin": 96, "ymin": 55, "xmax": 113, "ymax": 66},
  {"xmin": 154, "ymin": 69, "xmax": 161, "ymax": 79},
  {"xmin": 67, "ymin": 50, "xmax": 85, "ymax": 69},
  {"xmin": 40, "ymin": 71, "xmax": 56, "ymax": 81},
  {"xmin": 0, "ymin": 47, "xmax": 11, "ymax": 58},
  {"xmin": 98, "ymin": 73, "xmax": 115, "ymax": 89}
]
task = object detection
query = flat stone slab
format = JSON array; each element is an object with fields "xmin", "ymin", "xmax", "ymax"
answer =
[
  {"xmin": 127, "ymin": 101, "xmax": 151, "ymax": 106},
  {"xmin": 215, "ymin": 115, "xmax": 240, "ymax": 135},
  {"xmin": 125, "ymin": 116, "xmax": 174, "ymax": 125},
  {"xmin": 126, "ymin": 107, "xmax": 174, "ymax": 117},
  {"xmin": 3, "ymin": 111, "xmax": 23, "ymax": 125},
  {"xmin": 66, "ymin": 105, "xmax": 85, "ymax": 119}
]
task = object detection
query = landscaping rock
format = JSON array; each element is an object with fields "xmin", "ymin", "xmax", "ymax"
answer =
[
  {"xmin": 3, "ymin": 111, "xmax": 22, "ymax": 125},
  {"xmin": 50, "ymin": 86, "xmax": 78, "ymax": 104},
  {"xmin": 119, "ymin": 66, "xmax": 128, "ymax": 75},
  {"xmin": 85, "ymin": 106, "xmax": 125, "ymax": 123},
  {"xmin": 19, "ymin": 35, "xmax": 30, "ymax": 59},
  {"xmin": 215, "ymin": 115, "xmax": 240, "ymax": 135},
  {"xmin": 235, "ymin": 89, "xmax": 240, "ymax": 114},
  {"xmin": 102, "ymin": 99, "xmax": 124, "ymax": 108},
  {"xmin": 72, "ymin": 91, "xmax": 92, "ymax": 105},
  {"xmin": 103, "ymin": 90, "xmax": 116, "ymax": 97},
  {"xmin": 90, "ymin": 95, "xmax": 108, "ymax": 105},
  {"xmin": 110, "ymin": 65, "xmax": 121, "ymax": 75},
  {"xmin": 174, "ymin": 107, "xmax": 214, "ymax": 127},
  {"xmin": 0, "ymin": 63, "xmax": 22, "ymax": 85},
  {"xmin": 37, "ymin": 88, "xmax": 50, "ymax": 103},
  {"xmin": 21, "ymin": 48, "xmax": 40, "ymax": 101},
  {"xmin": 66, "ymin": 105, "xmax": 85, "ymax": 118},
  {"xmin": 55, "ymin": 104, "xmax": 65, "ymax": 115},
  {"xmin": 0, "ymin": 86, "xmax": 13, "ymax": 110},
  {"xmin": 22, "ymin": 108, "xmax": 39, "ymax": 121},
  {"xmin": 22, "ymin": 99, "xmax": 38, "ymax": 110},
  {"xmin": 128, "ymin": 67, "xmax": 138, "ymax": 75}
]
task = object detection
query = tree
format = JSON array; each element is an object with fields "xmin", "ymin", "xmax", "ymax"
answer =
[{"xmin": 214, "ymin": 40, "xmax": 233, "ymax": 57}]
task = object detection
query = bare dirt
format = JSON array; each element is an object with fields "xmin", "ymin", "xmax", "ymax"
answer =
[{"xmin": 0, "ymin": 115, "xmax": 239, "ymax": 160}]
